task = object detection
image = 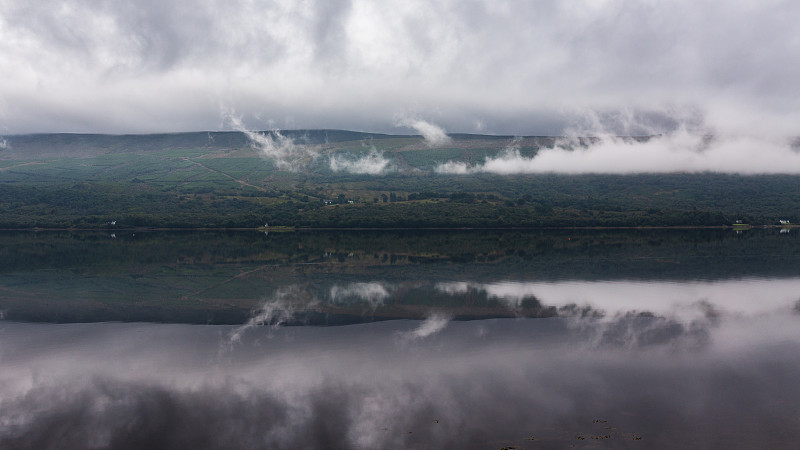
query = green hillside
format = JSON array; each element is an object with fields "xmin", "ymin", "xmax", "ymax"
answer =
[{"xmin": 1, "ymin": 131, "xmax": 798, "ymax": 229}]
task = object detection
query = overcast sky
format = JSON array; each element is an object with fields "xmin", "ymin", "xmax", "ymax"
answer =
[{"xmin": 1, "ymin": 0, "xmax": 799, "ymax": 137}]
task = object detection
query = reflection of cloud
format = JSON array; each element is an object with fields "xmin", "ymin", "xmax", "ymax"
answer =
[
  {"xmin": 433, "ymin": 281, "xmax": 471, "ymax": 295},
  {"xmin": 329, "ymin": 282, "xmax": 391, "ymax": 308},
  {"xmin": 435, "ymin": 281, "xmax": 537, "ymax": 309},
  {"xmin": 329, "ymin": 148, "xmax": 391, "ymax": 174},
  {"xmin": 565, "ymin": 312, "xmax": 713, "ymax": 350},
  {"xmin": 227, "ymin": 286, "xmax": 317, "ymax": 344},
  {"xmin": 403, "ymin": 312, "xmax": 451, "ymax": 340},
  {"xmin": 437, "ymin": 279, "xmax": 800, "ymax": 321},
  {"xmin": 3, "ymin": 316, "xmax": 800, "ymax": 449},
  {"xmin": 479, "ymin": 282, "xmax": 540, "ymax": 309}
]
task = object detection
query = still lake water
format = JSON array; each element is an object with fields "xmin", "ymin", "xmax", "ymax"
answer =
[{"xmin": 1, "ymin": 229, "xmax": 799, "ymax": 448}]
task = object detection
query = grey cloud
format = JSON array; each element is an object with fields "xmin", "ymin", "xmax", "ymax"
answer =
[
  {"xmin": 308, "ymin": 0, "xmax": 353, "ymax": 68},
  {"xmin": 1, "ymin": 0, "xmax": 799, "ymax": 140},
  {"xmin": 1, "ymin": 1, "xmax": 289, "ymax": 74}
]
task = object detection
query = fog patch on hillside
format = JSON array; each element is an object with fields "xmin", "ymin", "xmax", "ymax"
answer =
[
  {"xmin": 436, "ymin": 111, "xmax": 800, "ymax": 174},
  {"xmin": 226, "ymin": 113, "xmax": 320, "ymax": 171},
  {"xmin": 395, "ymin": 117, "xmax": 451, "ymax": 146},
  {"xmin": 329, "ymin": 147, "xmax": 391, "ymax": 174}
]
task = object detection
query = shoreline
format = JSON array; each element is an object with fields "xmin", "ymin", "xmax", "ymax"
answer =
[{"xmin": 1, "ymin": 224, "xmax": 796, "ymax": 232}]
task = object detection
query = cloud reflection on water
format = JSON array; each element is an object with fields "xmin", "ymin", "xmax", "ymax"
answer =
[
  {"xmin": 224, "ymin": 278, "xmax": 800, "ymax": 338},
  {"xmin": 1, "ymin": 313, "xmax": 799, "ymax": 449},
  {"xmin": 436, "ymin": 278, "xmax": 800, "ymax": 320},
  {"xmin": 329, "ymin": 282, "xmax": 391, "ymax": 309},
  {"xmin": 227, "ymin": 285, "xmax": 319, "ymax": 345},
  {"xmin": 4, "ymin": 278, "xmax": 799, "ymax": 448},
  {"xmin": 400, "ymin": 312, "xmax": 451, "ymax": 341}
]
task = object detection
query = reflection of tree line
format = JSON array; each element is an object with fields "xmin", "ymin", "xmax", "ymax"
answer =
[
  {"xmin": 0, "ymin": 229, "xmax": 797, "ymax": 280},
  {"xmin": 4, "ymin": 260, "xmax": 799, "ymax": 325},
  {"xmin": 191, "ymin": 280, "xmax": 727, "ymax": 340},
  {"xmin": 218, "ymin": 281, "xmax": 557, "ymax": 327}
]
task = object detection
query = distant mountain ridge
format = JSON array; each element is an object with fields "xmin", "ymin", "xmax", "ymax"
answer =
[
  {"xmin": 0, "ymin": 130, "xmax": 386, "ymax": 157},
  {"xmin": 2, "ymin": 129, "xmax": 798, "ymax": 229},
  {"xmin": 0, "ymin": 130, "xmax": 546, "ymax": 158}
]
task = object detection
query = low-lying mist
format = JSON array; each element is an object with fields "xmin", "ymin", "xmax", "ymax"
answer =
[
  {"xmin": 225, "ymin": 113, "xmax": 320, "ymax": 172},
  {"xmin": 437, "ymin": 131, "xmax": 800, "ymax": 175},
  {"xmin": 227, "ymin": 110, "xmax": 800, "ymax": 175},
  {"xmin": 329, "ymin": 147, "xmax": 391, "ymax": 174}
]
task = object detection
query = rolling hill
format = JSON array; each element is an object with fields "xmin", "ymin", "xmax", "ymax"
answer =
[{"xmin": 0, "ymin": 131, "xmax": 797, "ymax": 229}]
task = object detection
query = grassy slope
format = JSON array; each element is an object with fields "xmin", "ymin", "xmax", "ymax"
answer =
[{"xmin": 1, "ymin": 132, "xmax": 799, "ymax": 228}]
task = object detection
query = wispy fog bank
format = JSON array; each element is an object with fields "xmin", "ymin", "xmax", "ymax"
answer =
[
  {"xmin": 226, "ymin": 113, "xmax": 319, "ymax": 171},
  {"xmin": 437, "ymin": 130, "xmax": 800, "ymax": 175},
  {"xmin": 329, "ymin": 147, "xmax": 391, "ymax": 174},
  {"xmin": 395, "ymin": 118, "xmax": 451, "ymax": 146}
]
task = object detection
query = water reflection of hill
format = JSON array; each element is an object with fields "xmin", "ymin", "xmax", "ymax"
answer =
[{"xmin": 1, "ymin": 229, "xmax": 798, "ymax": 323}]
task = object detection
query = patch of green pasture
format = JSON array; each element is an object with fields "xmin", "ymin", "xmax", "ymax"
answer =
[
  {"xmin": 398, "ymin": 148, "xmax": 471, "ymax": 169},
  {"xmin": 0, "ymin": 160, "xmax": 31, "ymax": 168},
  {"xmin": 243, "ymin": 168, "xmax": 276, "ymax": 183},
  {"xmin": 190, "ymin": 157, "xmax": 265, "ymax": 177},
  {"xmin": 0, "ymin": 161, "xmax": 94, "ymax": 182},
  {"xmin": 184, "ymin": 171, "xmax": 237, "ymax": 182},
  {"xmin": 363, "ymin": 137, "xmax": 422, "ymax": 150},
  {"xmin": 150, "ymin": 148, "xmax": 216, "ymax": 157},
  {"xmin": 151, "ymin": 168, "xmax": 208, "ymax": 182}
]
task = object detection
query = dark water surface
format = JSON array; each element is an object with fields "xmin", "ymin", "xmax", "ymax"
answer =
[{"xmin": 1, "ymin": 229, "xmax": 799, "ymax": 448}]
